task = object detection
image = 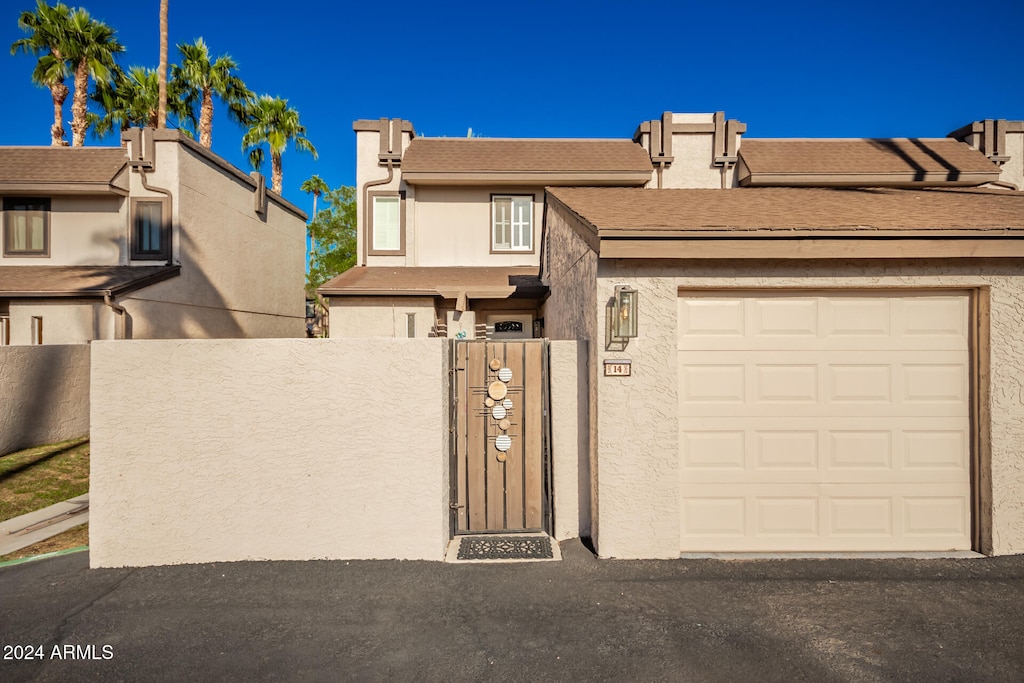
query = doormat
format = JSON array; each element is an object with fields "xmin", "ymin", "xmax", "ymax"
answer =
[{"xmin": 457, "ymin": 535, "xmax": 553, "ymax": 560}]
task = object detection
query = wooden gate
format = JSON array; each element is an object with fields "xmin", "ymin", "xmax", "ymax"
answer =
[{"xmin": 450, "ymin": 340, "xmax": 550, "ymax": 534}]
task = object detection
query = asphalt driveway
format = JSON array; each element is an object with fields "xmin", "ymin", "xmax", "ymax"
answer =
[{"xmin": 3, "ymin": 541, "xmax": 1024, "ymax": 682}]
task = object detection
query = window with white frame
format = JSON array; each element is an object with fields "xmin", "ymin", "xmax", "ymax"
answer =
[
  {"xmin": 491, "ymin": 196, "xmax": 532, "ymax": 251},
  {"xmin": 370, "ymin": 194, "xmax": 402, "ymax": 253}
]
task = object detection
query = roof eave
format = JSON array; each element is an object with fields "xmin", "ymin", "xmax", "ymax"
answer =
[
  {"xmin": 402, "ymin": 171, "xmax": 651, "ymax": 186},
  {"xmin": 739, "ymin": 171, "xmax": 1001, "ymax": 187},
  {"xmin": 0, "ymin": 181, "xmax": 130, "ymax": 197}
]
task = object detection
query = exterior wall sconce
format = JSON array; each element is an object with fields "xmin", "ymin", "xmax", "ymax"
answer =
[{"xmin": 612, "ymin": 285, "xmax": 638, "ymax": 340}]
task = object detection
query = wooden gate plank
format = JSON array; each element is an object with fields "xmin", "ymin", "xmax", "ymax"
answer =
[
  {"xmin": 466, "ymin": 342, "xmax": 487, "ymax": 531},
  {"xmin": 524, "ymin": 342, "xmax": 544, "ymax": 529},
  {"xmin": 504, "ymin": 342, "xmax": 526, "ymax": 530},
  {"xmin": 485, "ymin": 342, "xmax": 506, "ymax": 530},
  {"xmin": 455, "ymin": 342, "xmax": 469, "ymax": 532}
]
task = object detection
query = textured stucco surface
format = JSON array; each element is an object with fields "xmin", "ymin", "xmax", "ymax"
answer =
[
  {"xmin": 329, "ymin": 297, "xmax": 437, "ymax": 338},
  {"xmin": 549, "ymin": 340, "xmax": 585, "ymax": 540},
  {"xmin": 0, "ymin": 344, "xmax": 89, "ymax": 455},
  {"xmin": 90, "ymin": 338, "xmax": 450, "ymax": 567},
  {"xmin": 6, "ymin": 300, "xmax": 113, "ymax": 345},
  {"xmin": 593, "ymin": 259, "xmax": 1024, "ymax": 558},
  {"xmin": 542, "ymin": 206, "xmax": 598, "ymax": 537}
]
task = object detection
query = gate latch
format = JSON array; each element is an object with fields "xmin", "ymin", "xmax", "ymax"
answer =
[{"xmin": 449, "ymin": 503, "xmax": 465, "ymax": 510}]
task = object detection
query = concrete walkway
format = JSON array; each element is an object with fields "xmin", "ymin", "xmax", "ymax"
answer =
[
  {"xmin": 0, "ymin": 494, "xmax": 88, "ymax": 556},
  {"xmin": 2, "ymin": 540, "xmax": 1023, "ymax": 682}
]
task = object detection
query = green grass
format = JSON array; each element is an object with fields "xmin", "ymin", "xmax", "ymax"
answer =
[{"xmin": 0, "ymin": 437, "xmax": 90, "ymax": 521}]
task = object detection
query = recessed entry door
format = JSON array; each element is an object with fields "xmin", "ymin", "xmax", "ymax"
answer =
[
  {"xmin": 677, "ymin": 290, "xmax": 973, "ymax": 552},
  {"xmin": 451, "ymin": 340, "xmax": 550, "ymax": 533}
]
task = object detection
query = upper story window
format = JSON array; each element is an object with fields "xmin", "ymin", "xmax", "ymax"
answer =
[
  {"xmin": 369, "ymin": 192, "xmax": 405, "ymax": 255},
  {"xmin": 491, "ymin": 195, "xmax": 533, "ymax": 252},
  {"xmin": 131, "ymin": 197, "xmax": 171, "ymax": 261},
  {"xmin": 3, "ymin": 197, "xmax": 50, "ymax": 257}
]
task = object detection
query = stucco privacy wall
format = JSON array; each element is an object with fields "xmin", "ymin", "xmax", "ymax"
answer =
[
  {"xmin": 593, "ymin": 259, "xmax": 1024, "ymax": 558},
  {"xmin": 549, "ymin": 340, "xmax": 587, "ymax": 540},
  {"xmin": 0, "ymin": 344, "xmax": 89, "ymax": 455},
  {"xmin": 542, "ymin": 205, "xmax": 598, "ymax": 537},
  {"xmin": 90, "ymin": 338, "xmax": 450, "ymax": 567}
]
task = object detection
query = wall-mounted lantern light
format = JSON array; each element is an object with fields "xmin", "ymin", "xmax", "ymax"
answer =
[{"xmin": 612, "ymin": 285, "xmax": 638, "ymax": 340}]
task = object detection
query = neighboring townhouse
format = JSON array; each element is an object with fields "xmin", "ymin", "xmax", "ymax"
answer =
[
  {"xmin": 0, "ymin": 128, "xmax": 307, "ymax": 345},
  {"xmin": 322, "ymin": 112, "xmax": 1024, "ymax": 559},
  {"xmin": 319, "ymin": 118, "xmax": 652, "ymax": 339}
]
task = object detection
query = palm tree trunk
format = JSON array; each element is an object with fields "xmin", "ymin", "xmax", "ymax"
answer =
[
  {"xmin": 157, "ymin": 0, "xmax": 168, "ymax": 128},
  {"xmin": 271, "ymin": 152, "xmax": 283, "ymax": 193},
  {"xmin": 307, "ymin": 192, "xmax": 318, "ymax": 274},
  {"xmin": 70, "ymin": 60, "xmax": 89, "ymax": 147},
  {"xmin": 49, "ymin": 80, "xmax": 69, "ymax": 146},
  {"xmin": 199, "ymin": 88, "xmax": 214, "ymax": 148}
]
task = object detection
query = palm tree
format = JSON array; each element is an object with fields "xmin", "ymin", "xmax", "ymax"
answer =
[
  {"xmin": 301, "ymin": 174, "xmax": 329, "ymax": 274},
  {"xmin": 157, "ymin": 0, "xmax": 168, "ymax": 128},
  {"xmin": 242, "ymin": 95, "xmax": 317, "ymax": 193},
  {"xmin": 10, "ymin": 1, "xmax": 73, "ymax": 146},
  {"xmin": 90, "ymin": 65, "xmax": 196, "ymax": 136},
  {"xmin": 174, "ymin": 38, "xmax": 253, "ymax": 148},
  {"xmin": 63, "ymin": 7, "xmax": 123, "ymax": 146}
]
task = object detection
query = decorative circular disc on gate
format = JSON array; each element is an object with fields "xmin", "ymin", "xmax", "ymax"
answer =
[
  {"xmin": 495, "ymin": 434, "xmax": 512, "ymax": 452},
  {"xmin": 484, "ymin": 397, "xmax": 495, "ymax": 408},
  {"xmin": 498, "ymin": 368, "xmax": 513, "ymax": 383},
  {"xmin": 496, "ymin": 452, "xmax": 507, "ymax": 462},
  {"xmin": 492, "ymin": 405, "xmax": 507, "ymax": 420},
  {"xmin": 498, "ymin": 418, "xmax": 511, "ymax": 431},
  {"xmin": 487, "ymin": 381, "xmax": 508, "ymax": 401},
  {"xmin": 489, "ymin": 358, "xmax": 502, "ymax": 371},
  {"xmin": 502, "ymin": 398, "xmax": 513, "ymax": 410}
]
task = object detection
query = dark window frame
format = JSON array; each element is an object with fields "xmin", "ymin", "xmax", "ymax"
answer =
[
  {"xmin": 3, "ymin": 197, "xmax": 51, "ymax": 257},
  {"xmin": 130, "ymin": 196, "xmax": 171, "ymax": 261}
]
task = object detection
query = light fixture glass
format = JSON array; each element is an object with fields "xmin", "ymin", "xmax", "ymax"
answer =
[{"xmin": 613, "ymin": 285, "xmax": 638, "ymax": 339}]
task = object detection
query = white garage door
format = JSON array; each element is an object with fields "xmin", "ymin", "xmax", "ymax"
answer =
[{"xmin": 678, "ymin": 291, "xmax": 972, "ymax": 552}]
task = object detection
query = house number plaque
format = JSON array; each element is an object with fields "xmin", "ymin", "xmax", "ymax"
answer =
[{"xmin": 603, "ymin": 359, "xmax": 632, "ymax": 377}]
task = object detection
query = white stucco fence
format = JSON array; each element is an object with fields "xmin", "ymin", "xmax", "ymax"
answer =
[
  {"xmin": 90, "ymin": 338, "xmax": 450, "ymax": 567},
  {"xmin": 0, "ymin": 344, "xmax": 90, "ymax": 456},
  {"xmin": 90, "ymin": 338, "xmax": 583, "ymax": 568}
]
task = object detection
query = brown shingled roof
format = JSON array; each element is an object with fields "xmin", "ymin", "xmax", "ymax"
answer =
[
  {"xmin": 319, "ymin": 266, "xmax": 542, "ymax": 299},
  {"xmin": 0, "ymin": 265, "xmax": 180, "ymax": 297},
  {"xmin": 400, "ymin": 139, "xmax": 652, "ymax": 186},
  {"xmin": 0, "ymin": 147, "xmax": 128, "ymax": 193},
  {"xmin": 547, "ymin": 186, "xmax": 1024, "ymax": 234},
  {"xmin": 738, "ymin": 139, "xmax": 1000, "ymax": 187}
]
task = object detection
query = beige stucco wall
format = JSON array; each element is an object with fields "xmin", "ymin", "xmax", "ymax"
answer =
[
  {"xmin": 115, "ymin": 139, "xmax": 306, "ymax": 339},
  {"xmin": 328, "ymin": 296, "xmax": 437, "ymax": 338},
  {"xmin": 541, "ymin": 204, "xmax": 597, "ymax": 537},
  {"xmin": 90, "ymin": 338, "xmax": 451, "ymax": 567},
  {"xmin": 0, "ymin": 344, "xmax": 89, "ymax": 455},
  {"xmin": 549, "ymin": 339, "xmax": 587, "ymax": 540},
  {"xmin": 591, "ymin": 259, "xmax": 1024, "ymax": 558},
  {"xmin": 6, "ymin": 300, "xmax": 114, "ymax": 345},
  {"xmin": 409, "ymin": 186, "xmax": 543, "ymax": 267}
]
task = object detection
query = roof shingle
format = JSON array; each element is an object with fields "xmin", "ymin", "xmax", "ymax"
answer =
[
  {"xmin": 738, "ymin": 139, "xmax": 1000, "ymax": 185},
  {"xmin": 547, "ymin": 186, "xmax": 1024, "ymax": 233},
  {"xmin": 0, "ymin": 147, "xmax": 127, "ymax": 185},
  {"xmin": 402, "ymin": 138, "xmax": 652, "ymax": 174},
  {"xmin": 0, "ymin": 265, "xmax": 180, "ymax": 297}
]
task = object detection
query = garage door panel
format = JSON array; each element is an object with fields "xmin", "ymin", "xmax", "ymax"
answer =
[
  {"xmin": 680, "ymin": 418, "xmax": 970, "ymax": 483},
  {"xmin": 680, "ymin": 484, "xmax": 970, "ymax": 551},
  {"xmin": 679, "ymin": 293, "xmax": 969, "ymax": 352},
  {"xmin": 678, "ymin": 290, "xmax": 972, "ymax": 553}
]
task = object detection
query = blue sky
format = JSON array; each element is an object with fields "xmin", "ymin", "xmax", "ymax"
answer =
[{"xmin": 3, "ymin": 0, "xmax": 1023, "ymax": 213}]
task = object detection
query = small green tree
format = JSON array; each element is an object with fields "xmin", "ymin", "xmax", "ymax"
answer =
[{"xmin": 306, "ymin": 184, "xmax": 356, "ymax": 296}]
